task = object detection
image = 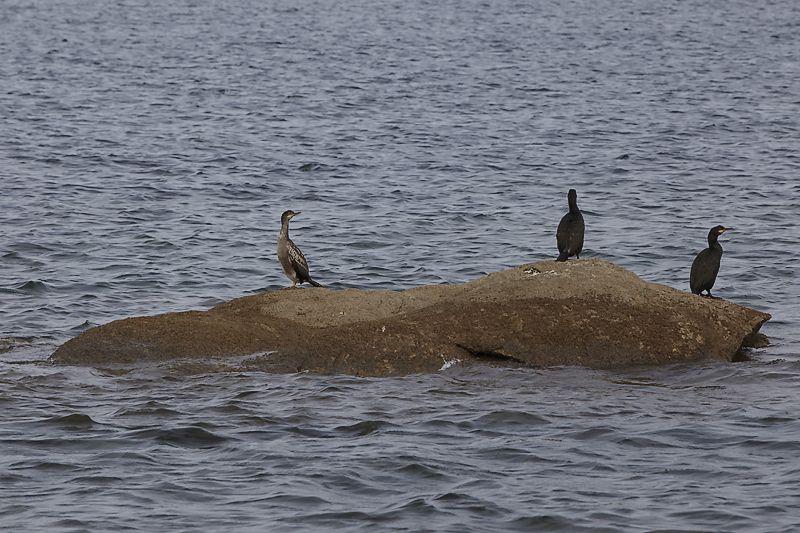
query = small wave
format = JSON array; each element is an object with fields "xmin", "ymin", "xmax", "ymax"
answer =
[
  {"xmin": 298, "ymin": 162, "xmax": 333, "ymax": 172},
  {"xmin": 132, "ymin": 427, "xmax": 229, "ymax": 448},
  {"xmin": 15, "ymin": 281, "xmax": 51, "ymax": 293},
  {"xmin": 333, "ymin": 420, "xmax": 397, "ymax": 437},
  {"xmin": 40, "ymin": 414, "xmax": 96, "ymax": 429},
  {"xmin": 566, "ymin": 427, "xmax": 617, "ymax": 441},
  {"xmin": 396, "ymin": 463, "xmax": 445, "ymax": 479},
  {"xmin": 68, "ymin": 475, "xmax": 123, "ymax": 484},
  {"xmin": 70, "ymin": 321, "xmax": 96, "ymax": 332},
  {"xmin": 439, "ymin": 357, "xmax": 460, "ymax": 371},
  {"xmin": 475, "ymin": 410, "xmax": 551, "ymax": 427}
]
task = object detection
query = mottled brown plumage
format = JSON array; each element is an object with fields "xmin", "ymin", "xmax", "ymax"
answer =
[{"xmin": 277, "ymin": 210, "xmax": 323, "ymax": 288}]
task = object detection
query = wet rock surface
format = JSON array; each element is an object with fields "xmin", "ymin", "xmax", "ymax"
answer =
[{"xmin": 49, "ymin": 259, "xmax": 771, "ymax": 376}]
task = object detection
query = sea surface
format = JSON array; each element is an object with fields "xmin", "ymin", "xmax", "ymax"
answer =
[{"xmin": 2, "ymin": 0, "xmax": 800, "ymax": 531}]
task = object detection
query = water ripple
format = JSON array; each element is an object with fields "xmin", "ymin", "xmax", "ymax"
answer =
[{"xmin": 2, "ymin": 0, "xmax": 800, "ymax": 531}]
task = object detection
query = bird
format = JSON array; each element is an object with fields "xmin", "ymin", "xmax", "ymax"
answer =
[
  {"xmin": 277, "ymin": 210, "xmax": 324, "ymax": 288},
  {"xmin": 556, "ymin": 189, "xmax": 585, "ymax": 262},
  {"xmin": 690, "ymin": 225, "xmax": 731, "ymax": 297}
]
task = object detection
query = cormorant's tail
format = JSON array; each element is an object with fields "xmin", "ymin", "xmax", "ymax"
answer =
[
  {"xmin": 309, "ymin": 279, "xmax": 324, "ymax": 288},
  {"xmin": 556, "ymin": 252, "xmax": 568, "ymax": 262}
]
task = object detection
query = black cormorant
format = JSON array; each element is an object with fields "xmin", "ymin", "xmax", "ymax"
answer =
[
  {"xmin": 277, "ymin": 210, "xmax": 324, "ymax": 288},
  {"xmin": 556, "ymin": 189, "xmax": 585, "ymax": 262},
  {"xmin": 689, "ymin": 225, "xmax": 732, "ymax": 297}
]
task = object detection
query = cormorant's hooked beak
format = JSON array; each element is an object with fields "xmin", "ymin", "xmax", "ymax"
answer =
[
  {"xmin": 291, "ymin": 211, "xmax": 301, "ymax": 218},
  {"xmin": 720, "ymin": 227, "xmax": 732, "ymax": 233}
]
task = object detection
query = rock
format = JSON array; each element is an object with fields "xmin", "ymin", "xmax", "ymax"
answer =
[
  {"xmin": 1, "ymin": 337, "xmax": 26, "ymax": 354},
  {"xmin": 49, "ymin": 259, "xmax": 771, "ymax": 376}
]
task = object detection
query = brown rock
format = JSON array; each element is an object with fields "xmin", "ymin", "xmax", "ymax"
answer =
[
  {"xmin": 1, "ymin": 337, "xmax": 26, "ymax": 354},
  {"xmin": 49, "ymin": 259, "xmax": 771, "ymax": 376}
]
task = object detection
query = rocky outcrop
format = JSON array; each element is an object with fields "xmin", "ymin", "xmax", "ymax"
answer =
[{"xmin": 49, "ymin": 259, "xmax": 771, "ymax": 376}]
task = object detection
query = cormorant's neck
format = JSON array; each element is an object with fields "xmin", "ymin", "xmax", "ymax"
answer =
[
  {"xmin": 280, "ymin": 220, "xmax": 290, "ymax": 238},
  {"xmin": 568, "ymin": 199, "xmax": 579, "ymax": 212},
  {"xmin": 708, "ymin": 235, "xmax": 722, "ymax": 252}
]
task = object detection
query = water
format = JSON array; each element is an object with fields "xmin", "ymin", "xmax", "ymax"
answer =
[{"xmin": 2, "ymin": 0, "xmax": 800, "ymax": 530}]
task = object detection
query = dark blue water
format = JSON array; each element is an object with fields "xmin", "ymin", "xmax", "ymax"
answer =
[{"xmin": 2, "ymin": 0, "xmax": 800, "ymax": 531}]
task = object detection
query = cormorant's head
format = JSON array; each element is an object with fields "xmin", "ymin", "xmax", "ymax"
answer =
[
  {"xmin": 712, "ymin": 225, "xmax": 732, "ymax": 235},
  {"xmin": 707, "ymin": 225, "xmax": 732, "ymax": 241},
  {"xmin": 281, "ymin": 210, "xmax": 301, "ymax": 224},
  {"xmin": 567, "ymin": 189, "xmax": 578, "ymax": 208}
]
